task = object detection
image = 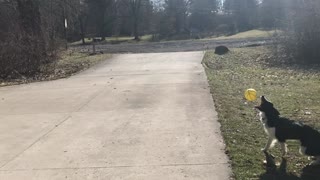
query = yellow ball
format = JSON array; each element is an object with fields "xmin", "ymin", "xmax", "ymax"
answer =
[{"xmin": 245, "ymin": 88, "xmax": 257, "ymax": 101}]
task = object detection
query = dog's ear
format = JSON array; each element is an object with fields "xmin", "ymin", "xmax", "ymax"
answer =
[
  {"xmin": 261, "ymin": 96, "xmax": 270, "ymax": 103},
  {"xmin": 261, "ymin": 96, "xmax": 275, "ymax": 107},
  {"xmin": 255, "ymin": 96, "xmax": 266, "ymax": 111}
]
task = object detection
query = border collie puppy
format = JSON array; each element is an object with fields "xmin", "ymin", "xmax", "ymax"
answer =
[
  {"xmin": 255, "ymin": 96, "xmax": 320, "ymax": 165},
  {"xmin": 255, "ymin": 96, "xmax": 304, "ymax": 156}
]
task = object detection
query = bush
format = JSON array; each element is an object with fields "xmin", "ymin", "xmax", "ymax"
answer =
[
  {"xmin": 277, "ymin": 1, "xmax": 320, "ymax": 64},
  {"xmin": 0, "ymin": 0, "xmax": 55, "ymax": 78},
  {"xmin": 0, "ymin": 32, "xmax": 48, "ymax": 78}
]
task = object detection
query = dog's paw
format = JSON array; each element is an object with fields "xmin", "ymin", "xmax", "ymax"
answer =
[{"xmin": 281, "ymin": 152, "xmax": 288, "ymax": 158}]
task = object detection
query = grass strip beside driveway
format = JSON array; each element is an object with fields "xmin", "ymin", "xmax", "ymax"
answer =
[
  {"xmin": 203, "ymin": 47, "xmax": 320, "ymax": 179},
  {"xmin": 0, "ymin": 51, "xmax": 111, "ymax": 87}
]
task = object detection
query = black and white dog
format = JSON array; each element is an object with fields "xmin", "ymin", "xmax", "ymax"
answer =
[{"xmin": 255, "ymin": 96, "xmax": 320, "ymax": 165}]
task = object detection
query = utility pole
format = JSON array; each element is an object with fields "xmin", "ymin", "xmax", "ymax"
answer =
[
  {"xmin": 63, "ymin": 0, "xmax": 68, "ymax": 50},
  {"xmin": 64, "ymin": 18, "xmax": 68, "ymax": 50}
]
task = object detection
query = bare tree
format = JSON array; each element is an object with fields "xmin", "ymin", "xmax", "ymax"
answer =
[
  {"xmin": 0, "ymin": 0, "xmax": 52, "ymax": 77},
  {"xmin": 163, "ymin": 0, "xmax": 190, "ymax": 34},
  {"xmin": 129, "ymin": 0, "xmax": 142, "ymax": 40},
  {"xmin": 223, "ymin": 0, "xmax": 259, "ymax": 32},
  {"xmin": 189, "ymin": 0, "xmax": 219, "ymax": 32},
  {"xmin": 277, "ymin": 0, "xmax": 320, "ymax": 64},
  {"xmin": 118, "ymin": 0, "xmax": 143, "ymax": 40}
]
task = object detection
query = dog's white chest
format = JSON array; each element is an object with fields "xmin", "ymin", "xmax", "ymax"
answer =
[
  {"xmin": 259, "ymin": 112, "xmax": 276, "ymax": 136},
  {"xmin": 259, "ymin": 112, "xmax": 267, "ymax": 124}
]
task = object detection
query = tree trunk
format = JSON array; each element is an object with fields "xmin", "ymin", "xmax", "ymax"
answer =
[
  {"xmin": 79, "ymin": 16, "xmax": 86, "ymax": 45},
  {"xmin": 133, "ymin": 18, "xmax": 139, "ymax": 40},
  {"xmin": 132, "ymin": 0, "xmax": 141, "ymax": 41}
]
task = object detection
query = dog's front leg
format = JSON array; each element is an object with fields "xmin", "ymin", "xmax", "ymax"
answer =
[
  {"xmin": 280, "ymin": 142, "xmax": 288, "ymax": 157},
  {"xmin": 262, "ymin": 137, "xmax": 275, "ymax": 152}
]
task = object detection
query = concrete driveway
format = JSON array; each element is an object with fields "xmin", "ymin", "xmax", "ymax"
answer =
[{"xmin": 0, "ymin": 52, "xmax": 230, "ymax": 180}]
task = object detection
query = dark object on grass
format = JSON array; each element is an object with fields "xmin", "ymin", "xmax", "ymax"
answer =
[
  {"xmin": 215, "ymin": 46, "xmax": 229, "ymax": 55},
  {"xmin": 264, "ymin": 151, "xmax": 277, "ymax": 174}
]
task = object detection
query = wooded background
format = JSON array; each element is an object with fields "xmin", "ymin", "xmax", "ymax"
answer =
[{"xmin": 0, "ymin": 0, "xmax": 320, "ymax": 78}]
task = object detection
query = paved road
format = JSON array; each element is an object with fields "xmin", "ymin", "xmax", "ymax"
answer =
[
  {"xmin": 0, "ymin": 52, "xmax": 231, "ymax": 179},
  {"xmin": 74, "ymin": 37, "xmax": 271, "ymax": 53}
]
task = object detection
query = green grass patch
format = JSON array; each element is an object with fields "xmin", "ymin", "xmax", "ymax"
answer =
[{"xmin": 203, "ymin": 47, "xmax": 320, "ymax": 179}]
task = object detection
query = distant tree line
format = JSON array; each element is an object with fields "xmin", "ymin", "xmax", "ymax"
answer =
[
  {"xmin": 0, "ymin": 0, "xmax": 309, "ymax": 46},
  {"xmin": 0, "ymin": 0, "xmax": 319, "ymax": 78}
]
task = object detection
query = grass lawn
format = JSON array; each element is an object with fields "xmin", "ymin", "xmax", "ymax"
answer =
[
  {"xmin": 70, "ymin": 30, "xmax": 277, "ymax": 46},
  {"xmin": 71, "ymin": 30, "xmax": 276, "ymax": 46},
  {"xmin": 0, "ymin": 51, "xmax": 111, "ymax": 87},
  {"xmin": 211, "ymin": 30, "xmax": 279, "ymax": 40},
  {"xmin": 203, "ymin": 47, "xmax": 320, "ymax": 179}
]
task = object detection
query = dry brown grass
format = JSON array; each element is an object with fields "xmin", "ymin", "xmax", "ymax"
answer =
[{"xmin": 0, "ymin": 50, "xmax": 111, "ymax": 87}]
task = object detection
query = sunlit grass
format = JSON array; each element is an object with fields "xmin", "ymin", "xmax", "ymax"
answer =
[
  {"xmin": 211, "ymin": 30, "xmax": 280, "ymax": 40},
  {"xmin": 70, "ymin": 30, "xmax": 276, "ymax": 46},
  {"xmin": 203, "ymin": 47, "xmax": 320, "ymax": 179}
]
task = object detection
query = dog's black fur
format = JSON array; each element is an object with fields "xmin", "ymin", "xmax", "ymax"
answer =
[
  {"xmin": 255, "ymin": 96, "xmax": 320, "ymax": 165},
  {"xmin": 301, "ymin": 125, "xmax": 320, "ymax": 157}
]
